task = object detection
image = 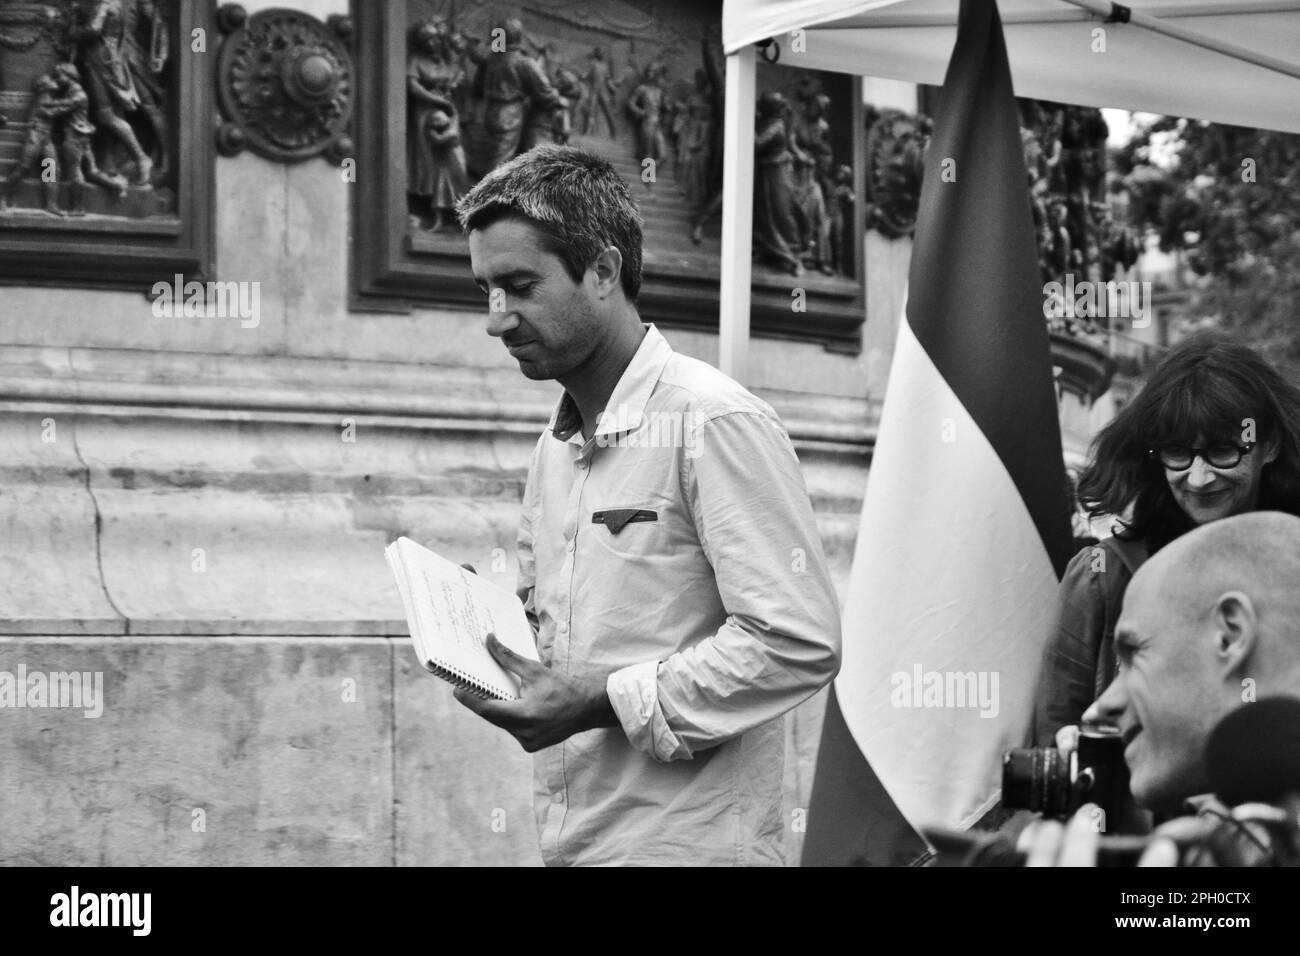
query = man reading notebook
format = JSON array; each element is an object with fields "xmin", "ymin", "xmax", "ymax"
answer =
[{"xmin": 452, "ymin": 145, "xmax": 842, "ymax": 866}]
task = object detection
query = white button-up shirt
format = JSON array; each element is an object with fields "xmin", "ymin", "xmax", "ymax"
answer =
[{"xmin": 518, "ymin": 324, "xmax": 841, "ymax": 865}]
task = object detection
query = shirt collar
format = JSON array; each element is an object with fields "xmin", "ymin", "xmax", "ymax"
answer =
[{"xmin": 547, "ymin": 324, "xmax": 673, "ymax": 443}]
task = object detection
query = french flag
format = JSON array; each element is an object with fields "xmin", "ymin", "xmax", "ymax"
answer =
[{"xmin": 802, "ymin": 0, "xmax": 1076, "ymax": 866}]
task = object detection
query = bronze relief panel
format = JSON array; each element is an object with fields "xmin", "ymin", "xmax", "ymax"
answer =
[{"xmin": 352, "ymin": 1, "xmax": 866, "ymax": 352}]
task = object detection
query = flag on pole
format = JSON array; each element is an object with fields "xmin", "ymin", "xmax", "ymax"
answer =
[{"xmin": 802, "ymin": 0, "xmax": 1076, "ymax": 866}]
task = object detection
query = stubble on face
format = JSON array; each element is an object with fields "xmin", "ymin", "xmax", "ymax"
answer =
[{"xmin": 467, "ymin": 216, "xmax": 603, "ymax": 384}]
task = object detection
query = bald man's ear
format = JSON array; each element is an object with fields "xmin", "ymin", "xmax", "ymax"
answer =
[
  {"xmin": 589, "ymin": 246, "xmax": 623, "ymax": 299},
  {"xmin": 1211, "ymin": 591, "xmax": 1258, "ymax": 676}
]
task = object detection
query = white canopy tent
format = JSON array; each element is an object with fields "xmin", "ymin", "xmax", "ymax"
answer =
[{"xmin": 717, "ymin": 0, "xmax": 1300, "ymax": 379}]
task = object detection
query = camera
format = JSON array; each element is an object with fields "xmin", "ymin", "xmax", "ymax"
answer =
[{"xmin": 1002, "ymin": 722, "xmax": 1125, "ymax": 823}]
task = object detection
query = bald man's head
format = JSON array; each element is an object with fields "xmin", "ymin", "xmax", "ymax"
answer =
[
  {"xmin": 1086, "ymin": 512, "xmax": 1300, "ymax": 812},
  {"xmin": 1147, "ymin": 511, "xmax": 1300, "ymax": 651}
]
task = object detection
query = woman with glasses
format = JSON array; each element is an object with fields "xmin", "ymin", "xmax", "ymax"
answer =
[{"xmin": 1034, "ymin": 332, "xmax": 1300, "ymax": 750}]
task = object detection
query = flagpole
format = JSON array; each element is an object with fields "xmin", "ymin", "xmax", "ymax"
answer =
[{"xmin": 719, "ymin": 45, "xmax": 756, "ymax": 383}]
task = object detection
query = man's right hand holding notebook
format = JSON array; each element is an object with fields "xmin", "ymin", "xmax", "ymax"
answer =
[{"xmin": 453, "ymin": 633, "xmax": 620, "ymax": 752}]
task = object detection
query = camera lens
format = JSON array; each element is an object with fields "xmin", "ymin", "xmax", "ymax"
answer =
[{"xmin": 1002, "ymin": 747, "xmax": 1072, "ymax": 816}]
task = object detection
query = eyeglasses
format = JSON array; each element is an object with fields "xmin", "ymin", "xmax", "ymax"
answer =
[{"xmin": 1148, "ymin": 442, "xmax": 1255, "ymax": 471}]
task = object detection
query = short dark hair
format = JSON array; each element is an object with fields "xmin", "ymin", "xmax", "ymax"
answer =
[
  {"xmin": 456, "ymin": 144, "xmax": 644, "ymax": 301},
  {"xmin": 1077, "ymin": 331, "xmax": 1300, "ymax": 551}
]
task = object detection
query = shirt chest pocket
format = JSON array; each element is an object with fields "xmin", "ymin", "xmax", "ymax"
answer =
[
  {"xmin": 582, "ymin": 454, "xmax": 686, "ymax": 557},
  {"xmin": 591, "ymin": 508, "xmax": 658, "ymax": 534},
  {"xmin": 585, "ymin": 495, "xmax": 677, "ymax": 560}
]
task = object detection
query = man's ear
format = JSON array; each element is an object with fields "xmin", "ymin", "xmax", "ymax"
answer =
[
  {"xmin": 590, "ymin": 246, "xmax": 623, "ymax": 299},
  {"xmin": 1211, "ymin": 590, "xmax": 1258, "ymax": 676}
]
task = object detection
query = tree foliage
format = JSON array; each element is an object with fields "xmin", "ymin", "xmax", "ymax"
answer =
[{"xmin": 1116, "ymin": 118, "xmax": 1300, "ymax": 382}]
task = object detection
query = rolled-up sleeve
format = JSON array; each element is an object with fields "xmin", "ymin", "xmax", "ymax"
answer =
[{"xmin": 606, "ymin": 409, "xmax": 842, "ymax": 762}]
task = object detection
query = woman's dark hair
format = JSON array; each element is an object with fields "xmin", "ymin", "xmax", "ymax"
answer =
[{"xmin": 1077, "ymin": 331, "xmax": 1300, "ymax": 552}]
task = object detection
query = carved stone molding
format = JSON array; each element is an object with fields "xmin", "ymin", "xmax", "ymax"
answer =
[
  {"xmin": 215, "ymin": 4, "xmax": 354, "ymax": 164},
  {"xmin": 0, "ymin": 344, "xmax": 877, "ymax": 452}
]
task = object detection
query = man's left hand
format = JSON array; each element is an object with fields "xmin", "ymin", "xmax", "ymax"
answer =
[
  {"xmin": 1017, "ymin": 804, "xmax": 1193, "ymax": 867},
  {"xmin": 1017, "ymin": 804, "xmax": 1104, "ymax": 867},
  {"xmin": 452, "ymin": 633, "xmax": 618, "ymax": 752}
]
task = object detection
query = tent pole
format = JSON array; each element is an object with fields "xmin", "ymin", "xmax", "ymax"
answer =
[
  {"xmin": 719, "ymin": 45, "xmax": 756, "ymax": 383},
  {"xmin": 1060, "ymin": 0, "xmax": 1300, "ymax": 81}
]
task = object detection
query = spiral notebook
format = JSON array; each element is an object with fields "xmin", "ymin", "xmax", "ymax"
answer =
[{"xmin": 384, "ymin": 536, "xmax": 539, "ymax": 701}]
